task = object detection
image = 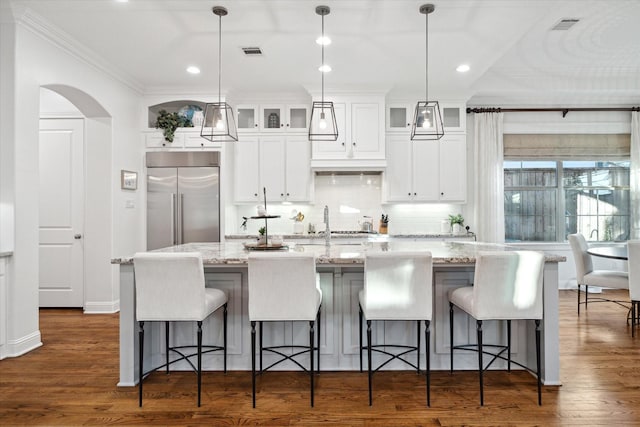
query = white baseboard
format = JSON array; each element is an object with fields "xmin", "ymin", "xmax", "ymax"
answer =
[
  {"xmin": 0, "ymin": 330, "xmax": 42, "ymax": 359},
  {"xmin": 84, "ymin": 299, "xmax": 120, "ymax": 314}
]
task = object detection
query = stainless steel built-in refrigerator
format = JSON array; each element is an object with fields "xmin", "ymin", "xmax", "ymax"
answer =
[{"xmin": 146, "ymin": 152, "xmax": 220, "ymax": 250}]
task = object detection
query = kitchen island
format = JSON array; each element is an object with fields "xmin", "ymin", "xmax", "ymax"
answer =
[{"xmin": 112, "ymin": 241, "xmax": 564, "ymax": 387}]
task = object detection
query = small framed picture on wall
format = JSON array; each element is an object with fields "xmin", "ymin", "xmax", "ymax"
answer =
[{"xmin": 121, "ymin": 170, "xmax": 138, "ymax": 190}]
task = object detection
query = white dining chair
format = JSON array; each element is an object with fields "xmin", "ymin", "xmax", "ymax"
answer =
[
  {"xmin": 449, "ymin": 250, "xmax": 545, "ymax": 406},
  {"xmin": 568, "ymin": 233, "xmax": 629, "ymax": 314},
  {"xmin": 628, "ymin": 240, "xmax": 640, "ymax": 337},
  {"xmin": 248, "ymin": 252, "xmax": 322, "ymax": 407},
  {"xmin": 359, "ymin": 251, "xmax": 433, "ymax": 406},
  {"xmin": 133, "ymin": 252, "xmax": 228, "ymax": 407}
]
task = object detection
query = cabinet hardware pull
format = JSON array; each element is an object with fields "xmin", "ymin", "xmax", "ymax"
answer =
[
  {"xmin": 441, "ymin": 192, "xmax": 444, "ymax": 196},
  {"xmin": 254, "ymin": 123, "xmax": 258, "ymax": 127},
  {"xmin": 353, "ymin": 142, "xmax": 356, "ymax": 146},
  {"xmin": 414, "ymin": 193, "xmax": 417, "ymax": 196},
  {"xmin": 281, "ymin": 193, "xmax": 284, "ymax": 196},
  {"xmin": 341, "ymin": 142, "xmax": 345, "ymax": 146},
  {"xmin": 286, "ymin": 193, "xmax": 290, "ymax": 196},
  {"xmin": 408, "ymin": 192, "xmax": 411, "ymax": 196},
  {"xmin": 254, "ymin": 193, "xmax": 258, "ymax": 197}
]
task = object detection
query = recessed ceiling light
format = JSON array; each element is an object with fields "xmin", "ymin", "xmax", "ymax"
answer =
[
  {"xmin": 115, "ymin": 0, "xmax": 129, "ymax": 3},
  {"xmin": 186, "ymin": 66, "xmax": 201, "ymax": 74},
  {"xmin": 316, "ymin": 36, "xmax": 331, "ymax": 45},
  {"xmin": 318, "ymin": 64, "xmax": 331, "ymax": 72},
  {"xmin": 456, "ymin": 64, "xmax": 470, "ymax": 73}
]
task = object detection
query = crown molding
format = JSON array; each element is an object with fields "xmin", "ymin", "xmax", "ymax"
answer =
[{"xmin": 18, "ymin": 8, "xmax": 144, "ymax": 94}]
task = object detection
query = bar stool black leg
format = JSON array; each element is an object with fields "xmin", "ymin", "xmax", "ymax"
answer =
[
  {"xmin": 259, "ymin": 321, "xmax": 263, "ymax": 373},
  {"xmin": 138, "ymin": 321, "xmax": 144, "ymax": 407},
  {"xmin": 577, "ymin": 285, "xmax": 581, "ymax": 315},
  {"xmin": 425, "ymin": 319, "xmax": 431, "ymax": 407},
  {"xmin": 632, "ymin": 301, "xmax": 636, "ymax": 338},
  {"xmin": 416, "ymin": 320, "xmax": 421, "ymax": 373},
  {"xmin": 317, "ymin": 306, "xmax": 322, "ymax": 372},
  {"xmin": 449, "ymin": 302, "xmax": 454, "ymax": 374},
  {"xmin": 585, "ymin": 285, "xmax": 589, "ymax": 311},
  {"xmin": 251, "ymin": 321, "xmax": 256, "ymax": 408},
  {"xmin": 535, "ymin": 319, "xmax": 542, "ymax": 406},
  {"xmin": 477, "ymin": 320, "xmax": 484, "ymax": 406},
  {"xmin": 197, "ymin": 321, "xmax": 203, "ymax": 407},
  {"xmin": 507, "ymin": 319, "xmax": 511, "ymax": 372},
  {"xmin": 359, "ymin": 305, "xmax": 363, "ymax": 372},
  {"xmin": 367, "ymin": 319, "xmax": 373, "ymax": 406},
  {"xmin": 309, "ymin": 320, "xmax": 315, "ymax": 407},
  {"xmin": 165, "ymin": 321, "xmax": 170, "ymax": 374},
  {"xmin": 223, "ymin": 303, "xmax": 228, "ymax": 373}
]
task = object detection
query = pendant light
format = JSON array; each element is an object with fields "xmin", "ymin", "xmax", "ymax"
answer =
[
  {"xmin": 309, "ymin": 5, "xmax": 338, "ymax": 141},
  {"xmin": 201, "ymin": 6, "xmax": 238, "ymax": 142},
  {"xmin": 411, "ymin": 4, "xmax": 444, "ymax": 140}
]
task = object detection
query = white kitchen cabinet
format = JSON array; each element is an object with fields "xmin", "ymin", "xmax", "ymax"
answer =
[
  {"xmin": 385, "ymin": 102, "xmax": 466, "ymax": 133},
  {"xmin": 386, "ymin": 133, "xmax": 466, "ymax": 203},
  {"xmin": 234, "ymin": 136, "xmax": 311, "ymax": 203},
  {"xmin": 311, "ymin": 96, "xmax": 385, "ymax": 164},
  {"xmin": 258, "ymin": 104, "xmax": 310, "ymax": 133},
  {"xmin": 236, "ymin": 104, "xmax": 259, "ymax": 133},
  {"xmin": 144, "ymin": 129, "xmax": 221, "ymax": 149},
  {"xmin": 386, "ymin": 104, "xmax": 413, "ymax": 132},
  {"xmin": 233, "ymin": 138, "xmax": 261, "ymax": 202}
]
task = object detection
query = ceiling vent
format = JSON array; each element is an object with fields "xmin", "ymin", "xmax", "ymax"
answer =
[
  {"xmin": 242, "ymin": 47, "xmax": 263, "ymax": 56},
  {"xmin": 551, "ymin": 18, "xmax": 580, "ymax": 31}
]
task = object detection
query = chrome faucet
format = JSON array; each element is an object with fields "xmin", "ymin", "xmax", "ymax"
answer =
[
  {"xmin": 590, "ymin": 229, "xmax": 599, "ymax": 240},
  {"xmin": 324, "ymin": 205, "xmax": 331, "ymax": 245}
]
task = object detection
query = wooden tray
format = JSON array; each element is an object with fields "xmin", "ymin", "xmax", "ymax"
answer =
[{"xmin": 243, "ymin": 242, "xmax": 288, "ymax": 251}]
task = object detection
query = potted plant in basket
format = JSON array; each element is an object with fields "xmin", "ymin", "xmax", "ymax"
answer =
[{"xmin": 155, "ymin": 109, "xmax": 192, "ymax": 143}]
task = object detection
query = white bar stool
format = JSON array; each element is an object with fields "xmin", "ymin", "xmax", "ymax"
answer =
[
  {"xmin": 568, "ymin": 233, "xmax": 629, "ymax": 314},
  {"xmin": 449, "ymin": 250, "xmax": 545, "ymax": 406},
  {"xmin": 133, "ymin": 252, "xmax": 228, "ymax": 407},
  {"xmin": 248, "ymin": 252, "xmax": 322, "ymax": 407},
  {"xmin": 359, "ymin": 251, "xmax": 433, "ymax": 406}
]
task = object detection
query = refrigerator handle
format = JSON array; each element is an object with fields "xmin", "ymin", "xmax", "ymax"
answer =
[
  {"xmin": 180, "ymin": 193, "xmax": 185, "ymax": 244},
  {"xmin": 171, "ymin": 193, "xmax": 177, "ymax": 245}
]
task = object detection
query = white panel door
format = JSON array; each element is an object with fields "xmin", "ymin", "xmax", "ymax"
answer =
[
  {"xmin": 233, "ymin": 138, "xmax": 260, "ymax": 202},
  {"xmin": 438, "ymin": 134, "xmax": 467, "ymax": 202},
  {"xmin": 259, "ymin": 136, "xmax": 286, "ymax": 201},
  {"xmin": 38, "ymin": 118, "xmax": 84, "ymax": 307},
  {"xmin": 385, "ymin": 136, "xmax": 412, "ymax": 201}
]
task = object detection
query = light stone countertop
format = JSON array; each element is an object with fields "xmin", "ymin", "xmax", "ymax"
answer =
[
  {"xmin": 0, "ymin": 251, "xmax": 13, "ymax": 258},
  {"xmin": 111, "ymin": 240, "xmax": 565, "ymax": 265},
  {"xmin": 225, "ymin": 232, "xmax": 476, "ymax": 240}
]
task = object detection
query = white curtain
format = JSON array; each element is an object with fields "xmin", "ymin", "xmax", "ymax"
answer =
[
  {"xmin": 474, "ymin": 112, "xmax": 504, "ymax": 243},
  {"xmin": 631, "ymin": 111, "xmax": 640, "ymax": 239}
]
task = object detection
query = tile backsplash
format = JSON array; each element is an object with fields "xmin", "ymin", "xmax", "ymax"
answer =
[{"xmin": 231, "ymin": 174, "xmax": 468, "ymax": 235}]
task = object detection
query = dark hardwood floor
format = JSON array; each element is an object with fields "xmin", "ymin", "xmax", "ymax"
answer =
[{"xmin": 1, "ymin": 289, "xmax": 639, "ymax": 426}]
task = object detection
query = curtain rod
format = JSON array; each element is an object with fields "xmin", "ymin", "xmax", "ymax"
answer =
[{"xmin": 466, "ymin": 106, "xmax": 640, "ymax": 118}]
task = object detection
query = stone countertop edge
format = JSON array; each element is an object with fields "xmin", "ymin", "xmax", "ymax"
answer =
[
  {"xmin": 225, "ymin": 233, "xmax": 476, "ymax": 239},
  {"xmin": 0, "ymin": 251, "xmax": 13, "ymax": 258},
  {"xmin": 111, "ymin": 241, "xmax": 565, "ymax": 265}
]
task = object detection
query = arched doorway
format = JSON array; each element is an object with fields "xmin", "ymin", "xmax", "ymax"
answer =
[{"xmin": 38, "ymin": 85, "xmax": 113, "ymax": 310}]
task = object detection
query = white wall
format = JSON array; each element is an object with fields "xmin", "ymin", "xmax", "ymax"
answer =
[{"xmin": 0, "ymin": 8, "xmax": 144, "ymax": 357}]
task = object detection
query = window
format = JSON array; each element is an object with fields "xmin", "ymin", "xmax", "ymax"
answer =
[{"xmin": 504, "ymin": 160, "xmax": 630, "ymax": 242}]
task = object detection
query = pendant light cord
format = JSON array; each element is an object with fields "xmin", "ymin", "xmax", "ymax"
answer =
[
  {"xmin": 321, "ymin": 13, "xmax": 325, "ymax": 105},
  {"xmin": 218, "ymin": 12, "xmax": 222, "ymax": 105},
  {"xmin": 425, "ymin": 10, "xmax": 428, "ymax": 102}
]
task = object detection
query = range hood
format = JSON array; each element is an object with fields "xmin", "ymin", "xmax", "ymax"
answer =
[{"xmin": 310, "ymin": 159, "xmax": 386, "ymax": 173}]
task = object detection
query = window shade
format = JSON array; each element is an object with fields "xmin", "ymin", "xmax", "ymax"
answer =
[{"xmin": 504, "ymin": 134, "xmax": 630, "ymax": 160}]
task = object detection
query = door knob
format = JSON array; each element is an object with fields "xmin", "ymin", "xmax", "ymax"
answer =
[{"xmin": 74, "ymin": 234, "xmax": 82, "ymax": 239}]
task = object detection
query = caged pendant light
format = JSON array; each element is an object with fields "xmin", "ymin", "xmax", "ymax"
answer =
[
  {"xmin": 309, "ymin": 5, "xmax": 338, "ymax": 141},
  {"xmin": 201, "ymin": 6, "xmax": 238, "ymax": 142},
  {"xmin": 411, "ymin": 4, "xmax": 444, "ymax": 140}
]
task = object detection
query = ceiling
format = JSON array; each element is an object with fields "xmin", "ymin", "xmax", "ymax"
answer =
[{"xmin": 5, "ymin": 0, "xmax": 640, "ymax": 105}]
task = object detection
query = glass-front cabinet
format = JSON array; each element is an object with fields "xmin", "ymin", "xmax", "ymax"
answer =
[
  {"xmin": 236, "ymin": 104, "xmax": 310, "ymax": 133},
  {"xmin": 259, "ymin": 104, "xmax": 310, "ymax": 133},
  {"xmin": 236, "ymin": 105, "xmax": 259, "ymax": 132},
  {"xmin": 386, "ymin": 102, "xmax": 465, "ymax": 133}
]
